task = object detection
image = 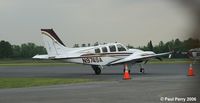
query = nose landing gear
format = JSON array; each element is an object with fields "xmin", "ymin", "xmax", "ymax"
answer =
[
  {"xmin": 140, "ymin": 68, "xmax": 145, "ymax": 73},
  {"xmin": 139, "ymin": 64, "xmax": 145, "ymax": 73}
]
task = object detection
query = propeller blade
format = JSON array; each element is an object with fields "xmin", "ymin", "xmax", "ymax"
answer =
[{"xmin": 168, "ymin": 54, "xmax": 172, "ymax": 58}]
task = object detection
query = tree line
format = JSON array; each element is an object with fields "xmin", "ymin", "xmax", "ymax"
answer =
[
  {"xmin": 0, "ymin": 38, "xmax": 199, "ymax": 59},
  {"xmin": 132, "ymin": 38, "xmax": 200, "ymax": 58},
  {"xmin": 137, "ymin": 38, "xmax": 200, "ymax": 52},
  {"xmin": 0, "ymin": 41, "xmax": 46, "ymax": 59}
]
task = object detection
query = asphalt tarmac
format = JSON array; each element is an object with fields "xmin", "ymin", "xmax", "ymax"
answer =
[{"xmin": 0, "ymin": 64, "xmax": 199, "ymax": 103}]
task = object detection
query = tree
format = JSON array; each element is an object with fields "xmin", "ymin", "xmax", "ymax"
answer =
[
  {"xmin": 12, "ymin": 45, "xmax": 21, "ymax": 58},
  {"xmin": 147, "ymin": 40, "xmax": 153, "ymax": 51},
  {"xmin": 20, "ymin": 43, "xmax": 46, "ymax": 58},
  {"xmin": 164, "ymin": 40, "xmax": 174, "ymax": 52},
  {"xmin": 183, "ymin": 38, "xmax": 200, "ymax": 50},
  {"xmin": 0, "ymin": 40, "xmax": 13, "ymax": 58},
  {"xmin": 158, "ymin": 41, "xmax": 165, "ymax": 52},
  {"xmin": 34, "ymin": 46, "xmax": 46, "ymax": 54},
  {"xmin": 0, "ymin": 41, "xmax": 47, "ymax": 59},
  {"xmin": 21, "ymin": 43, "xmax": 31, "ymax": 58}
]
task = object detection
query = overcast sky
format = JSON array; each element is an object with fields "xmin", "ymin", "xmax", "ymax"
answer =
[{"xmin": 0, "ymin": 0, "xmax": 196, "ymax": 47}]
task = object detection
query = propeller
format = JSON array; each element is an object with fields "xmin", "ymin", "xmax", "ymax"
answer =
[{"xmin": 168, "ymin": 54, "xmax": 172, "ymax": 58}]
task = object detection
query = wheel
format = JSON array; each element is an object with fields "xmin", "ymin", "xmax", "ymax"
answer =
[
  {"xmin": 140, "ymin": 68, "xmax": 145, "ymax": 73},
  {"xmin": 91, "ymin": 65, "xmax": 101, "ymax": 75}
]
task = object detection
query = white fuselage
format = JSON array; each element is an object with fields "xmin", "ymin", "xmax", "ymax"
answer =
[
  {"xmin": 59, "ymin": 43, "xmax": 154, "ymax": 66},
  {"xmin": 33, "ymin": 29, "xmax": 165, "ymax": 67},
  {"xmin": 188, "ymin": 48, "xmax": 200, "ymax": 60}
]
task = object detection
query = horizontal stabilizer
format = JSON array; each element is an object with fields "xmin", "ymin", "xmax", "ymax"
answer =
[{"xmin": 32, "ymin": 55, "xmax": 49, "ymax": 59}]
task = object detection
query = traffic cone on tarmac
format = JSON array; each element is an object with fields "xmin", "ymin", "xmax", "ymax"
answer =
[
  {"xmin": 123, "ymin": 64, "xmax": 131, "ymax": 80},
  {"xmin": 188, "ymin": 64, "xmax": 194, "ymax": 76}
]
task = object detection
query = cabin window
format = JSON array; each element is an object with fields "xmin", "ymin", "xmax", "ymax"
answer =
[
  {"xmin": 102, "ymin": 47, "xmax": 108, "ymax": 53},
  {"xmin": 117, "ymin": 44, "xmax": 126, "ymax": 51},
  {"xmin": 109, "ymin": 45, "xmax": 116, "ymax": 52},
  {"xmin": 95, "ymin": 48, "xmax": 101, "ymax": 53}
]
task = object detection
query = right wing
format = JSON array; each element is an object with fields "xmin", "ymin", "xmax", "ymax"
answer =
[{"xmin": 109, "ymin": 52, "xmax": 172, "ymax": 65}]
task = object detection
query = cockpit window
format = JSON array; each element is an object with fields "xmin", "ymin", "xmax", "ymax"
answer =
[
  {"xmin": 95, "ymin": 48, "xmax": 101, "ymax": 53},
  {"xmin": 102, "ymin": 47, "xmax": 108, "ymax": 53},
  {"xmin": 117, "ymin": 44, "xmax": 126, "ymax": 51},
  {"xmin": 109, "ymin": 45, "xmax": 116, "ymax": 52}
]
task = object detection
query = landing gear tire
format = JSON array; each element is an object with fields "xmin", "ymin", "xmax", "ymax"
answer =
[
  {"xmin": 91, "ymin": 65, "xmax": 101, "ymax": 75},
  {"xmin": 140, "ymin": 68, "xmax": 145, "ymax": 73}
]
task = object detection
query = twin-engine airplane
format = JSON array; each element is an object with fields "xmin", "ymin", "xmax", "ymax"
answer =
[
  {"xmin": 180, "ymin": 48, "xmax": 200, "ymax": 63},
  {"xmin": 187, "ymin": 48, "xmax": 200, "ymax": 60},
  {"xmin": 33, "ymin": 29, "xmax": 171, "ymax": 75}
]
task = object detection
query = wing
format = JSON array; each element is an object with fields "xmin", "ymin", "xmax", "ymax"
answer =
[{"xmin": 109, "ymin": 52, "xmax": 171, "ymax": 65}]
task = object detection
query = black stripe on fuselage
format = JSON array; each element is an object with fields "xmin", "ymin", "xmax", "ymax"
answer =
[
  {"xmin": 81, "ymin": 52, "xmax": 132, "ymax": 56},
  {"xmin": 51, "ymin": 53, "xmax": 132, "ymax": 60}
]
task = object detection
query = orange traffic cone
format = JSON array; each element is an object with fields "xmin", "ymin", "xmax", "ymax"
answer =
[
  {"xmin": 123, "ymin": 64, "xmax": 131, "ymax": 80},
  {"xmin": 188, "ymin": 64, "xmax": 194, "ymax": 76}
]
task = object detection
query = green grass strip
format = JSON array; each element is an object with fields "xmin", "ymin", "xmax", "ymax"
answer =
[{"xmin": 0, "ymin": 78, "xmax": 93, "ymax": 89}]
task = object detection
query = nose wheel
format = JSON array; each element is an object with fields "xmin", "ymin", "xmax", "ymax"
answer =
[
  {"xmin": 139, "ymin": 64, "xmax": 145, "ymax": 73},
  {"xmin": 140, "ymin": 68, "xmax": 145, "ymax": 73}
]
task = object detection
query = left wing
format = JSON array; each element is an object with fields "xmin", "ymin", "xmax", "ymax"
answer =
[
  {"xmin": 110, "ymin": 52, "xmax": 172, "ymax": 65},
  {"xmin": 32, "ymin": 55, "xmax": 49, "ymax": 59}
]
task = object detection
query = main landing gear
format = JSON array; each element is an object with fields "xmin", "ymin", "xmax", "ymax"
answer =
[
  {"xmin": 91, "ymin": 65, "xmax": 101, "ymax": 75},
  {"xmin": 139, "ymin": 64, "xmax": 145, "ymax": 73}
]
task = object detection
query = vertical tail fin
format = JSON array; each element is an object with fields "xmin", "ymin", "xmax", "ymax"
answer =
[{"xmin": 41, "ymin": 29, "xmax": 66, "ymax": 57}]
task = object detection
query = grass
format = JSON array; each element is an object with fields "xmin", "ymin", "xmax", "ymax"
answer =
[{"xmin": 0, "ymin": 78, "xmax": 93, "ymax": 89}]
